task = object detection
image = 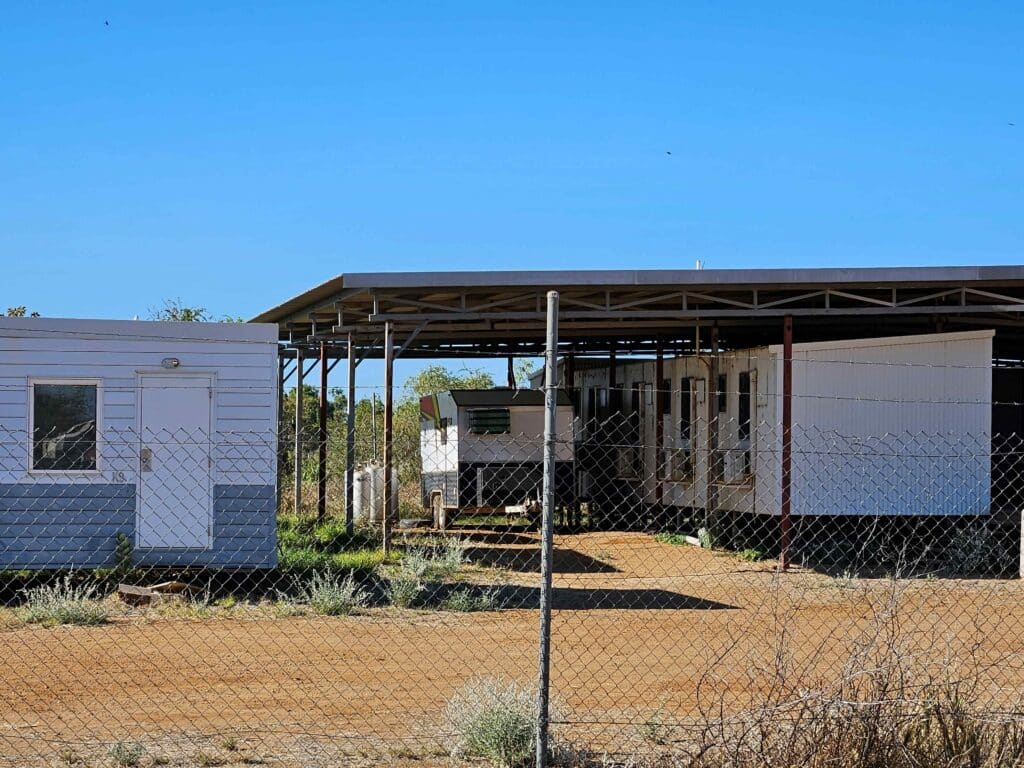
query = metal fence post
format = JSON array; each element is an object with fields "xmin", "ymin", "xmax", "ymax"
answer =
[{"xmin": 536, "ymin": 290, "xmax": 559, "ymax": 768}]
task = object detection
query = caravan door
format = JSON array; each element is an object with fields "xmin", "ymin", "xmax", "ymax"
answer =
[{"xmin": 137, "ymin": 374, "xmax": 213, "ymax": 549}]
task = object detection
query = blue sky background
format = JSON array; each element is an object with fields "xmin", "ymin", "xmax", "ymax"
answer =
[{"xmin": 2, "ymin": 2, "xmax": 1022, "ymax": 391}]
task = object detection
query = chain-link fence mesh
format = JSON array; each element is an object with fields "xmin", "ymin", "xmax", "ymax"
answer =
[{"xmin": 3, "ymin": 360, "xmax": 1024, "ymax": 767}]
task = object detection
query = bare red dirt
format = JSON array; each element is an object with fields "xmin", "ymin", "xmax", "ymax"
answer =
[{"xmin": 3, "ymin": 532, "xmax": 1024, "ymax": 765}]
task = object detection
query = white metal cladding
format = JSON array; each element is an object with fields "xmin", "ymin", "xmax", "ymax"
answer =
[
  {"xmin": 768, "ymin": 329, "xmax": 994, "ymax": 517},
  {"xmin": 0, "ymin": 317, "xmax": 279, "ymax": 487},
  {"xmin": 571, "ymin": 330, "xmax": 994, "ymax": 518},
  {"xmin": 420, "ymin": 392, "xmax": 575, "ymax": 471}
]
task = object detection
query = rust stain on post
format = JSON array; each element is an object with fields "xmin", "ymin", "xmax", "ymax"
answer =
[{"xmin": 780, "ymin": 315, "xmax": 793, "ymax": 570}]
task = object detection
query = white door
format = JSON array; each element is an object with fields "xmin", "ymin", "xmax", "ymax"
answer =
[{"xmin": 137, "ymin": 374, "xmax": 213, "ymax": 549}]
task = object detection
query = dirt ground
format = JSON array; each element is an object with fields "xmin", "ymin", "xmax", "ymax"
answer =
[{"xmin": 3, "ymin": 531, "xmax": 1024, "ymax": 766}]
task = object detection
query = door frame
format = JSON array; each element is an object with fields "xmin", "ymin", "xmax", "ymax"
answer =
[{"xmin": 134, "ymin": 370, "xmax": 217, "ymax": 549}]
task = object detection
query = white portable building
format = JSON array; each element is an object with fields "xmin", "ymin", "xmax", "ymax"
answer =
[
  {"xmin": 573, "ymin": 330, "xmax": 994, "ymax": 519},
  {"xmin": 419, "ymin": 388, "xmax": 575, "ymax": 526},
  {"xmin": 0, "ymin": 317, "xmax": 279, "ymax": 569}
]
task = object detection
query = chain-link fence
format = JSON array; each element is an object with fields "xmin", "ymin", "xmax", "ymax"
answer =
[{"xmin": 3, "ymin": 360, "xmax": 1024, "ymax": 766}]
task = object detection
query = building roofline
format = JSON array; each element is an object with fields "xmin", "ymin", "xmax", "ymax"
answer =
[{"xmin": 252, "ymin": 265, "xmax": 1024, "ymax": 324}]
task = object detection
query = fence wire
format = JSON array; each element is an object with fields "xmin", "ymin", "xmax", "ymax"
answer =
[{"xmin": 2, "ymin": 369, "xmax": 1024, "ymax": 767}]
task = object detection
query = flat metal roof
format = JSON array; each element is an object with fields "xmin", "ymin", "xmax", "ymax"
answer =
[{"xmin": 255, "ymin": 265, "xmax": 1024, "ymax": 359}]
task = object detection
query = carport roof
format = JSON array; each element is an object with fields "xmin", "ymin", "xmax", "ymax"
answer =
[{"xmin": 254, "ymin": 265, "xmax": 1024, "ymax": 359}]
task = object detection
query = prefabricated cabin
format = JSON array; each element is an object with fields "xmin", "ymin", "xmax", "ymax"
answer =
[
  {"xmin": 0, "ymin": 317, "xmax": 279, "ymax": 569},
  {"xmin": 419, "ymin": 388, "xmax": 575, "ymax": 525},
  {"xmin": 571, "ymin": 330, "xmax": 995, "ymax": 522}
]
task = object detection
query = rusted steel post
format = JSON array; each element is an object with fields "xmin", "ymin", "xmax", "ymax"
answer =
[
  {"xmin": 276, "ymin": 355, "xmax": 285, "ymax": 518},
  {"xmin": 780, "ymin": 315, "xmax": 793, "ymax": 570},
  {"xmin": 382, "ymin": 322, "xmax": 395, "ymax": 556},
  {"xmin": 294, "ymin": 346, "xmax": 303, "ymax": 518},
  {"xmin": 655, "ymin": 341, "xmax": 665, "ymax": 509},
  {"xmin": 345, "ymin": 334, "xmax": 356, "ymax": 536},
  {"xmin": 317, "ymin": 341, "xmax": 329, "ymax": 524}
]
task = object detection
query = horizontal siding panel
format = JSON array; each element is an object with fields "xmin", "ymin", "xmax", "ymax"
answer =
[
  {"xmin": 0, "ymin": 483, "xmax": 135, "ymax": 499},
  {"xmin": 214, "ymin": 484, "xmax": 275, "ymax": 500},
  {"xmin": 3, "ymin": 523, "xmax": 132, "ymax": 538}
]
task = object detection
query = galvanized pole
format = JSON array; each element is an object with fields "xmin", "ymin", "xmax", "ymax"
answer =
[
  {"xmin": 294, "ymin": 346, "xmax": 304, "ymax": 517},
  {"xmin": 536, "ymin": 290, "xmax": 559, "ymax": 768},
  {"xmin": 345, "ymin": 334, "xmax": 357, "ymax": 537}
]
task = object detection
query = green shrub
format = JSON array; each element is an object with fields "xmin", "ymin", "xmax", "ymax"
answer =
[
  {"xmin": 20, "ymin": 575, "xmax": 108, "ymax": 626},
  {"xmin": 442, "ymin": 588, "xmax": 476, "ymax": 612},
  {"xmin": 386, "ymin": 574, "xmax": 424, "ymax": 609},
  {"xmin": 297, "ymin": 571, "xmax": 367, "ymax": 616},
  {"xmin": 401, "ymin": 537, "xmax": 468, "ymax": 580},
  {"xmin": 443, "ymin": 587, "xmax": 500, "ymax": 612},
  {"xmin": 737, "ymin": 548, "xmax": 764, "ymax": 562},
  {"xmin": 108, "ymin": 741, "xmax": 145, "ymax": 767},
  {"xmin": 113, "ymin": 532, "xmax": 134, "ymax": 578},
  {"xmin": 654, "ymin": 532, "xmax": 689, "ymax": 546},
  {"xmin": 444, "ymin": 678, "xmax": 542, "ymax": 768}
]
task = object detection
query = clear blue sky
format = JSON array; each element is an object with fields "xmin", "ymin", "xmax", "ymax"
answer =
[{"xmin": 2, "ymin": 3, "xmax": 1021, "ymax": 389}]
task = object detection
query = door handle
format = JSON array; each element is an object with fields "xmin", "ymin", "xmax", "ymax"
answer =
[{"xmin": 141, "ymin": 448, "xmax": 153, "ymax": 472}]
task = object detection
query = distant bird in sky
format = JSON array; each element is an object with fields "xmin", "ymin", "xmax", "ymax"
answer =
[
  {"xmin": 1010, "ymin": 123, "xmax": 1016, "ymax": 127},
  {"xmin": 104, "ymin": 20, "xmax": 109, "ymax": 26},
  {"xmin": 666, "ymin": 151, "xmax": 672, "ymax": 155}
]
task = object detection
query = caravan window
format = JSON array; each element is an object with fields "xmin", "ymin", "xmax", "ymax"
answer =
[
  {"xmin": 31, "ymin": 381, "xmax": 99, "ymax": 471},
  {"xmin": 468, "ymin": 408, "xmax": 511, "ymax": 435},
  {"xmin": 738, "ymin": 372, "xmax": 751, "ymax": 441},
  {"xmin": 679, "ymin": 378, "xmax": 692, "ymax": 444},
  {"xmin": 738, "ymin": 371, "xmax": 753, "ymax": 477},
  {"xmin": 672, "ymin": 378, "xmax": 694, "ymax": 480}
]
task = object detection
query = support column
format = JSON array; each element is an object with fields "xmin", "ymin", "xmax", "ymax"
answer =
[
  {"xmin": 564, "ymin": 350, "xmax": 577, "ymax": 529},
  {"xmin": 507, "ymin": 356, "xmax": 516, "ymax": 389},
  {"xmin": 655, "ymin": 341, "xmax": 664, "ymax": 510},
  {"xmin": 345, "ymin": 334, "xmax": 357, "ymax": 536},
  {"xmin": 706, "ymin": 325, "xmax": 719, "ymax": 536},
  {"xmin": 317, "ymin": 342, "xmax": 328, "ymax": 524},
  {"xmin": 294, "ymin": 346, "xmax": 304, "ymax": 517},
  {"xmin": 565, "ymin": 351, "xmax": 576, "ymax": 402},
  {"xmin": 382, "ymin": 322, "xmax": 395, "ymax": 556},
  {"xmin": 276, "ymin": 355, "xmax": 285, "ymax": 519},
  {"xmin": 780, "ymin": 315, "xmax": 793, "ymax": 570},
  {"xmin": 608, "ymin": 342, "xmax": 618, "ymax": 408}
]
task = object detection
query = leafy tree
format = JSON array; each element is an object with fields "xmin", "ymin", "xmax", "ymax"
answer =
[
  {"xmin": 403, "ymin": 364, "xmax": 495, "ymax": 399},
  {"xmin": 6, "ymin": 306, "xmax": 39, "ymax": 317},
  {"xmin": 514, "ymin": 358, "xmax": 539, "ymax": 388},
  {"xmin": 149, "ymin": 298, "xmax": 242, "ymax": 322}
]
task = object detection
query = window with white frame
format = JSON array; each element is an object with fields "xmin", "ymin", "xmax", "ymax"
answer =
[{"xmin": 31, "ymin": 381, "xmax": 99, "ymax": 471}]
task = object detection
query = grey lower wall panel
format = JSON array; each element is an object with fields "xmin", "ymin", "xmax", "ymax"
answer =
[{"xmin": 0, "ymin": 483, "xmax": 276, "ymax": 570}]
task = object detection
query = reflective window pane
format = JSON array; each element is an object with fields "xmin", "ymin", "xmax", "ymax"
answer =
[{"xmin": 32, "ymin": 384, "xmax": 98, "ymax": 471}]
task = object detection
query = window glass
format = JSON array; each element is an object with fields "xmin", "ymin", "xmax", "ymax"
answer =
[
  {"xmin": 33, "ymin": 383, "xmax": 98, "ymax": 471},
  {"xmin": 679, "ymin": 378, "xmax": 692, "ymax": 443},
  {"xmin": 738, "ymin": 372, "xmax": 752, "ymax": 441},
  {"xmin": 468, "ymin": 408, "xmax": 511, "ymax": 435}
]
